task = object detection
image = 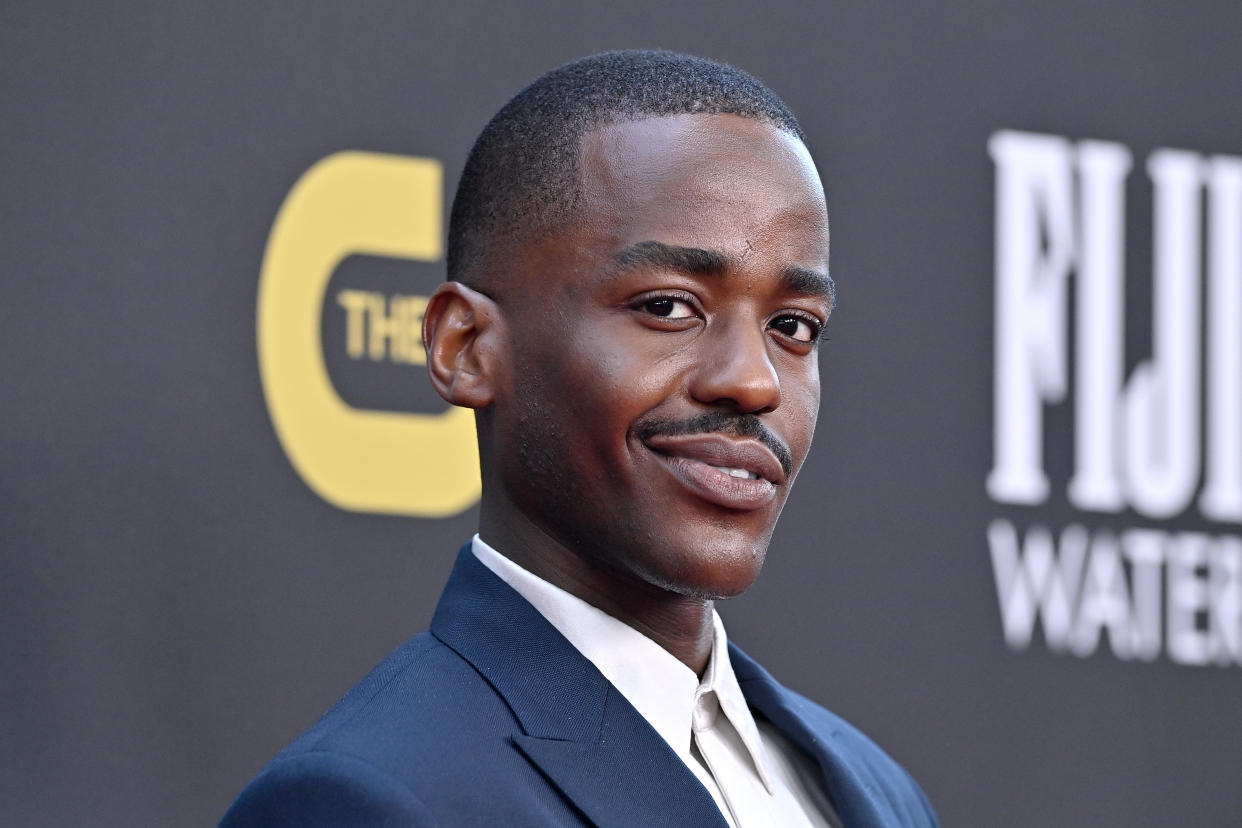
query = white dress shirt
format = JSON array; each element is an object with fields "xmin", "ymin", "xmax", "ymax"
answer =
[{"xmin": 472, "ymin": 535, "xmax": 841, "ymax": 827}]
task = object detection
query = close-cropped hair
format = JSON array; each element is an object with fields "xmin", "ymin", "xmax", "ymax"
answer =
[{"xmin": 446, "ymin": 49, "xmax": 807, "ymax": 286}]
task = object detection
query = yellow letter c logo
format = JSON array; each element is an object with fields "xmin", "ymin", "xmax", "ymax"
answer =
[{"xmin": 257, "ymin": 151, "xmax": 480, "ymax": 517}]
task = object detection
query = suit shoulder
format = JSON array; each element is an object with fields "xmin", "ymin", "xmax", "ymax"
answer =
[
  {"xmin": 278, "ymin": 631, "xmax": 446, "ymax": 753},
  {"xmin": 220, "ymin": 750, "xmax": 438, "ymax": 828},
  {"xmin": 260, "ymin": 629, "xmax": 523, "ymax": 783},
  {"xmin": 224, "ymin": 628, "xmax": 569, "ymax": 825}
]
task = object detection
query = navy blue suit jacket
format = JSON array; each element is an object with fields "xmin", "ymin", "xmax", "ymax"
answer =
[{"xmin": 222, "ymin": 546, "xmax": 938, "ymax": 827}]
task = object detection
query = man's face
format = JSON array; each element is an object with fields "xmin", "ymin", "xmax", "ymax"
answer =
[{"xmin": 488, "ymin": 113, "xmax": 832, "ymax": 600}]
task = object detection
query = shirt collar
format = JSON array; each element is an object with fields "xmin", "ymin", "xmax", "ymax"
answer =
[
  {"xmin": 471, "ymin": 534, "xmax": 775, "ymax": 792},
  {"xmin": 699, "ymin": 613, "xmax": 777, "ymax": 793}
]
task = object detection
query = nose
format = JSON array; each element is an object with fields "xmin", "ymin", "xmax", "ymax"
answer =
[{"xmin": 688, "ymin": 319, "xmax": 781, "ymax": 414}]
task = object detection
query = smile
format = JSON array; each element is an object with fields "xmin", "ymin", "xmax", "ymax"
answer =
[{"xmin": 641, "ymin": 432, "xmax": 784, "ymax": 511}]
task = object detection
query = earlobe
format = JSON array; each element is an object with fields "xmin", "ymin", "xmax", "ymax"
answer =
[{"xmin": 422, "ymin": 282, "xmax": 502, "ymax": 409}]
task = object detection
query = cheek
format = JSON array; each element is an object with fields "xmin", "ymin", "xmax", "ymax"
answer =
[
  {"xmin": 559, "ymin": 323, "xmax": 675, "ymax": 413},
  {"xmin": 782, "ymin": 365, "xmax": 822, "ymax": 459},
  {"xmin": 512, "ymin": 333, "xmax": 636, "ymax": 459}
]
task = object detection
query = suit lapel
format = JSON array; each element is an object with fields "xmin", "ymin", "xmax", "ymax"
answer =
[
  {"xmin": 511, "ymin": 686, "xmax": 728, "ymax": 828},
  {"xmin": 731, "ymin": 643, "xmax": 922, "ymax": 828},
  {"xmin": 430, "ymin": 547, "xmax": 726, "ymax": 828}
]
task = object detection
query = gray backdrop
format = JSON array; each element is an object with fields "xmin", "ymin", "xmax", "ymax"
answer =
[{"xmin": 3, "ymin": 3, "xmax": 1240, "ymax": 825}]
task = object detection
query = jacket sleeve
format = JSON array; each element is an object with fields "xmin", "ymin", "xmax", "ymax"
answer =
[{"xmin": 220, "ymin": 751, "xmax": 438, "ymax": 828}]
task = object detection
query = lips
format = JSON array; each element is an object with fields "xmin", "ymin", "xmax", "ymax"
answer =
[{"xmin": 641, "ymin": 432, "xmax": 786, "ymax": 511}]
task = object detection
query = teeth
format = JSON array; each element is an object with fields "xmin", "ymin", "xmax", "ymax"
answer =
[{"xmin": 712, "ymin": 465, "xmax": 758, "ymax": 480}]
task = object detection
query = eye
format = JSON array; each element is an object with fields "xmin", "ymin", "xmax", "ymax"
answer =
[
  {"xmin": 770, "ymin": 314, "xmax": 822, "ymax": 343},
  {"xmin": 641, "ymin": 297, "xmax": 696, "ymax": 319}
]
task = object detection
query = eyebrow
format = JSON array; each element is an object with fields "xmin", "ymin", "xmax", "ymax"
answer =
[
  {"xmin": 784, "ymin": 265, "xmax": 837, "ymax": 309},
  {"xmin": 613, "ymin": 240, "xmax": 729, "ymax": 275},
  {"xmin": 610, "ymin": 240, "xmax": 836, "ymax": 310}
]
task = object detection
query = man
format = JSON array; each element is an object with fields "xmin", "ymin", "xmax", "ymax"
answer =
[{"xmin": 223, "ymin": 50, "xmax": 938, "ymax": 827}]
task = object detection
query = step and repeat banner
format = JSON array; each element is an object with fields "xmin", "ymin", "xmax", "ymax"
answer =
[{"xmin": 3, "ymin": 4, "xmax": 1239, "ymax": 825}]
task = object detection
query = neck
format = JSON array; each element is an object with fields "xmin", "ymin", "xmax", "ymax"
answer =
[{"xmin": 479, "ymin": 505, "xmax": 716, "ymax": 676}]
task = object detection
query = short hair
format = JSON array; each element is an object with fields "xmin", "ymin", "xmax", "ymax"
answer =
[{"xmin": 446, "ymin": 49, "xmax": 807, "ymax": 285}]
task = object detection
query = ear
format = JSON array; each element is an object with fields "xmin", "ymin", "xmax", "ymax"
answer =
[{"xmin": 422, "ymin": 281, "xmax": 503, "ymax": 409}]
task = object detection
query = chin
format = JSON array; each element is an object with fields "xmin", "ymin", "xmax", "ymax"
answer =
[{"xmin": 645, "ymin": 531, "xmax": 772, "ymax": 600}]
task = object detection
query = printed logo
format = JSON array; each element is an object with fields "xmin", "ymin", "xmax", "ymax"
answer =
[
  {"xmin": 257, "ymin": 151, "xmax": 480, "ymax": 517},
  {"xmin": 987, "ymin": 131, "xmax": 1242, "ymax": 666}
]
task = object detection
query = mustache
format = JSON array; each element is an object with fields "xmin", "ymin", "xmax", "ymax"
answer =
[{"xmin": 634, "ymin": 412, "xmax": 794, "ymax": 479}]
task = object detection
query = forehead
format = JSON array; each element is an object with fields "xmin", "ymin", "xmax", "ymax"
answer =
[{"xmin": 574, "ymin": 113, "xmax": 829, "ymax": 262}]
